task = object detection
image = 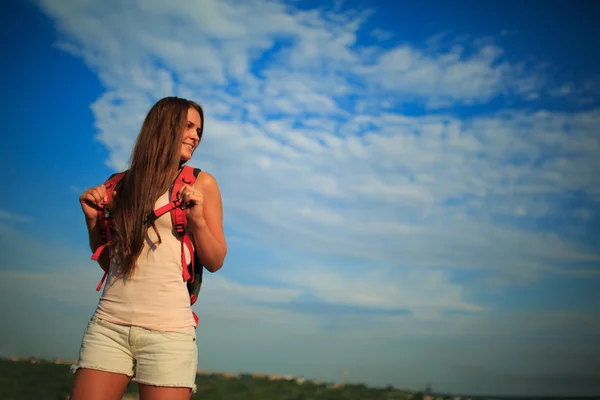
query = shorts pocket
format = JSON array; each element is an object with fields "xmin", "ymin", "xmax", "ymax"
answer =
[{"xmin": 158, "ymin": 328, "xmax": 196, "ymax": 342}]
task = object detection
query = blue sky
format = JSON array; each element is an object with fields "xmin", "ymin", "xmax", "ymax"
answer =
[{"xmin": 1, "ymin": 0, "xmax": 599, "ymax": 397}]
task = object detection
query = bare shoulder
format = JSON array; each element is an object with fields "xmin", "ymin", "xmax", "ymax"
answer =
[
  {"xmin": 195, "ymin": 171, "xmax": 221, "ymax": 194},
  {"xmin": 195, "ymin": 171, "xmax": 224, "ymax": 227}
]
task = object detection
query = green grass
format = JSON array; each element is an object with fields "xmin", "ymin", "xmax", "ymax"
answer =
[
  {"xmin": 0, "ymin": 358, "xmax": 423, "ymax": 400},
  {"xmin": 6, "ymin": 357, "xmax": 589, "ymax": 400}
]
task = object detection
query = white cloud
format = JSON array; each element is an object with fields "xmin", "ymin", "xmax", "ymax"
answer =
[
  {"xmin": 358, "ymin": 44, "xmax": 516, "ymax": 107},
  {"xmin": 262, "ymin": 264, "xmax": 483, "ymax": 317}
]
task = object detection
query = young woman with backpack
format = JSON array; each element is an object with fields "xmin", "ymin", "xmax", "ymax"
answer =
[{"xmin": 71, "ymin": 96, "xmax": 227, "ymax": 400}]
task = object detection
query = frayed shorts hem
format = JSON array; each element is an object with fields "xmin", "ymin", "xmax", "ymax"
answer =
[
  {"xmin": 70, "ymin": 363, "xmax": 133, "ymax": 378},
  {"xmin": 134, "ymin": 378, "xmax": 197, "ymax": 394},
  {"xmin": 70, "ymin": 364, "xmax": 197, "ymax": 393}
]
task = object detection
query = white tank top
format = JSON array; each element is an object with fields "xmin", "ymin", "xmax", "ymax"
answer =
[{"xmin": 94, "ymin": 189, "xmax": 197, "ymax": 331}]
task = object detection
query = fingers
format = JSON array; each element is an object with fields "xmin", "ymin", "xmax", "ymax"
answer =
[
  {"xmin": 92, "ymin": 186, "xmax": 107, "ymax": 205},
  {"xmin": 81, "ymin": 185, "xmax": 107, "ymax": 207},
  {"xmin": 177, "ymin": 184, "xmax": 202, "ymax": 209}
]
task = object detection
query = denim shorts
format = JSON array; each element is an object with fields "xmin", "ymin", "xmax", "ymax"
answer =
[{"xmin": 71, "ymin": 316, "xmax": 198, "ymax": 393}]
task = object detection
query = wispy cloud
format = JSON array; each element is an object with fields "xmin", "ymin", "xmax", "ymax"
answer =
[
  {"xmin": 0, "ymin": 210, "xmax": 33, "ymax": 223},
  {"xmin": 370, "ymin": 28, "xmax": 392, "ymax": 42}
]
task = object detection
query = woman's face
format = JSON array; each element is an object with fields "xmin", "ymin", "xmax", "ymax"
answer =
[{"xmin": 180, "ymin": 107, "xmax": 202, "ymax": 161}]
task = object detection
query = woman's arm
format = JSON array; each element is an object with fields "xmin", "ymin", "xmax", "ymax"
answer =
[
  {"xmin": 187, "ymin": 172, "xmax": 227, "ymax": 272},
  {"xmin": 80, "ymin": 184, "xmax": 110, "ymax": 271}
]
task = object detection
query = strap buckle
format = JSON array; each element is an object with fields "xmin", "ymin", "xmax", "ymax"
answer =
[
  {"xmin": 144, "ymin": 212, "xmax": 158, "ymax": 225},
  {"xmin": 175, "ymin": 223, "xmax": 186, "ymax": 235}
]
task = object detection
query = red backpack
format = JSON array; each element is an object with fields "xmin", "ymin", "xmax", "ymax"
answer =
[{"xmin": 90, "ymin": 165, "xmax": 204, "ymax": 324}]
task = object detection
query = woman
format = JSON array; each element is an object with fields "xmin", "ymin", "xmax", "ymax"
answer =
[{"xmin": 71, "ymin": 96, "xmax": 227, "ymax": 400}]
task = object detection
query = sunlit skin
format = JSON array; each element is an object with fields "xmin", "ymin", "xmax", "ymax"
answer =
[
  {"xmin": 180, "ymin": 106, "xmax": 202, "ymax": 162},
  {"xmin": 177, "ymin": 107, "xmax": 227, "ymax": 273}
]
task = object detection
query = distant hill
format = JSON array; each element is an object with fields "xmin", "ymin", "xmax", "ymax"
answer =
[
  {"xmin": 1, "ymin": 357, "xmax": 421, "ymax": 400},
  {"xmin": 1, "ymin": 357, "xmax": 596, "ymax": 400}
]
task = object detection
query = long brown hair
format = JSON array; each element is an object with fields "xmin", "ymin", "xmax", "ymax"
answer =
[{"xmin": 108, "ymin": 96, "xmax": 204, "ymax": 279}]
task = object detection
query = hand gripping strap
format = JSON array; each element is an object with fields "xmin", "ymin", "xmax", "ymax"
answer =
[
  {"xmin": 170, "ymin": 166, "xmax": 198, "ymax": 280},
  {"xmin": 170, "ymin": 166, "xmax": 197, "ymax": 236},
  {"xmin": 91, "ymin": 172, "xmax": 125, "ymax": 291}
]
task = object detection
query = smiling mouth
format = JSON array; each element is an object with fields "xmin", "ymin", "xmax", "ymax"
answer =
[{"xmin": 184, "ymin": 143, "xmax": 194, "ymax": 151}]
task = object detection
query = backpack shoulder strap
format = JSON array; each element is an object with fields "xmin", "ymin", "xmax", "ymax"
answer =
[
  {"xmin": 101, "ymin": 172, "xmax": 125, "ymax": 221},
  {"xmin": 145, "ymin": 167, "xmax": 202, "ymax": 225},
  {"xmin": 167, "ymin": 166, "xmax": 197, "ymax": 280},
  {"xmin": 92, "ymin": 171, "xmax": 125, "ymax": 248},
  {"xmin": 104, "ymin": 172, "xmax": 125, "ymax": 201},
  {"xmin": 91, "ymin": 171, "xmax": 126, "ymax": 291},
  {"xmin": 169, "ymin": 166, "xmax": 200, "ymax": 235}
]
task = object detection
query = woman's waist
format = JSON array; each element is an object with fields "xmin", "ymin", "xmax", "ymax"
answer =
[
  {"xmin": 94, "ymin": 301, "xmax": 196, "ymax": 331},
  {"xmin": 100, "ymin": 285, "xmax": 191, "ymax": 314},
  {"xmin": 102, "ymin": 275, "xmax": 190, "ymax": 300},
  {"xmin": 109, "ymin": 259, "xmax": 188, "ymax": 278}
]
